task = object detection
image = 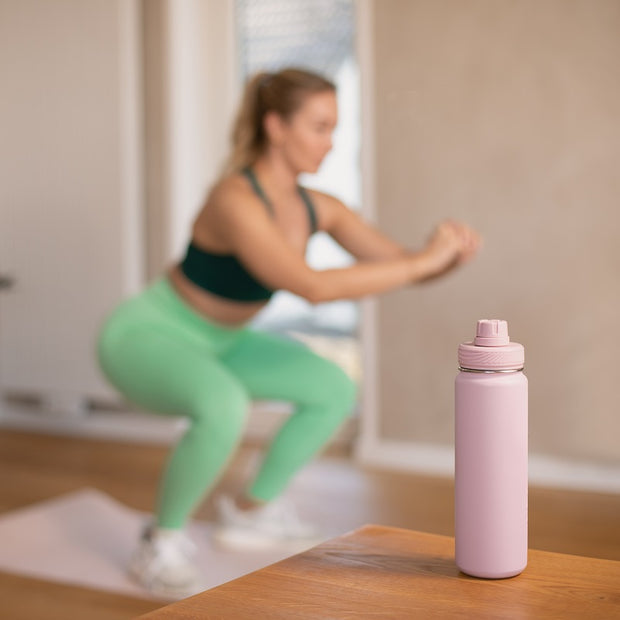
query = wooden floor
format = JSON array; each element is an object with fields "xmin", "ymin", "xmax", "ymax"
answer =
[{"xmin": 1, "ymin": 429, "xmax": 619, "ymax": 620}]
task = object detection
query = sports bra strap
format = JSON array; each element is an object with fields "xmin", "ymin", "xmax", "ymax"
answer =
[
  {"xmin": 297, "ymin": 185, "xmax": 318, "ymax": 234},
  {"xmin": 242, "ymin": 167, "xmax": 275, "ymax": 216},
  {"xmin": 243, "ymin": 166, "xmax": 318, "ymax": 234}
]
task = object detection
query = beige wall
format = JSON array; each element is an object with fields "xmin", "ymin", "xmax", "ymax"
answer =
[
  {"xmin": 0, "ymin": 0, "xmax": 144, "ymax": 401},
  {"xmin": 143, "ymin": 0, "xmax": 237, "ymax": 279},
  {"xmin": 0, "ymin": 0, "xmax": 236, "ymax": 407},
  {"xmin": 373, "ymin": 0, "xmax": 620, "ymax": 464}
]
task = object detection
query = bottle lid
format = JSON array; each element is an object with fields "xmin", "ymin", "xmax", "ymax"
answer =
[
  {"xmin": 474, "ymin": 319, "xmax": 510, "ymax": 346},
  {"xmin": 458, "ymin": 319, "xmax": 524, "ymax": 371}
]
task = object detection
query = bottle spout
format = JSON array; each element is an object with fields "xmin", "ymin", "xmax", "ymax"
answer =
[{"xmin": 474, "ymin": 319, "xmax": 510, "ymax": 347}]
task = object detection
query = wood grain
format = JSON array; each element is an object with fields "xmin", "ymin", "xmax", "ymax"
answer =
[
  {"xmin": 1, "ymin": 430, "xmax": 619, "ymax": 619},
  {"xmin": 0, "ymin": 570, "xmax": 158, "ymax": 620},
  {"xmin": 136, "ymin": 525, "xmax": 620, "ymax": 619}
]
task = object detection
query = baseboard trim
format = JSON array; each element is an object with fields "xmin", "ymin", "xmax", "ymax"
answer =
[
  {"xmin": 0, "ymin": 402, "xmax": 187, "ymax": 443},
  {"xmin": 0, "ymin": 400, "xmax": 357, "ymax": 452},
  {"xmin": 355, "ymin": 438, "xmax": 620, "ymax": 494}
]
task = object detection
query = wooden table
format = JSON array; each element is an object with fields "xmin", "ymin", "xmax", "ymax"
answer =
[{"xmin": 137, "ymin": 525, "xmax": 620, "ymax": 619}]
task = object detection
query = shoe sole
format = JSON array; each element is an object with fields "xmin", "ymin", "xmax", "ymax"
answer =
[
  {"xmin": 128, "ymin": 562, "xmax": 205, "ymax": 600},
  {"xmin": 212, "ymin": 527, "xmax": 326, "ymax": 553}
]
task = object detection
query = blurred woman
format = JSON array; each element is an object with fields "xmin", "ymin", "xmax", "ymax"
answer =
[{"xmin": 97, "ymin": 67, "xmax": 480, "ymax": 597}]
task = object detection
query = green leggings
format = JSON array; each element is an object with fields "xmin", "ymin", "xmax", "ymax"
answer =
[{"xmin": 97, "ymin": 277, "xmax": 356, "ymax": 529}]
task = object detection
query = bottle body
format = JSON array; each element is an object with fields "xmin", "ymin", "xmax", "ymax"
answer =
[{"xmin": 455, "ymin": 369, "xmax": 528, "ymax": 578}]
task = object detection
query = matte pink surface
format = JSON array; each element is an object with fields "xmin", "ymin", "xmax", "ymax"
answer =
[{"xmin": 455, "ymin": 320, "xmax": 528, "ymax": 579}]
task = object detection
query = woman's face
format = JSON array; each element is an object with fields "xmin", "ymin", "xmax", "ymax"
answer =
[{"xmin": 267, "ymin": 90, "xmax": 338, "ymax": 174}]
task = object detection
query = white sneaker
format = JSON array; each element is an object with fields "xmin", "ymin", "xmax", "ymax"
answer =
[
  {"xmin": 213, "ymin": 495, "xmax": 326, "ymax": 551},
  {"xmin": 129, "ymin": 524, "xmax": 205, "ymax": 599}
]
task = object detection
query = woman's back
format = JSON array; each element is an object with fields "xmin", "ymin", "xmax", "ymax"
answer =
[{"xmin": 168, "ymin": 167, "xmax": 322, "ymax": 326}]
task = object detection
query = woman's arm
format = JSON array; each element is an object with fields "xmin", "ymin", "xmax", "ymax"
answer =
[
  {"xmin": 314, "ymin": 191, "xmax": 410, "ymax": 260},
  {"xmin": 316, "ymin": 191, "xmax": 480, "ymax": 273},
  {"xmin": 213, "ymin": 183, "xmax": 474, "ymax": 305}
]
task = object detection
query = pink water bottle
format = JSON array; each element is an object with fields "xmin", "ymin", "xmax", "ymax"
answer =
[{"xmin": 455, "ymin": 319, "xmax": 528, "ymax": 578}]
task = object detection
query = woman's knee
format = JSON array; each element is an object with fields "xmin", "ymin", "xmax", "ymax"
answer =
[
  {"xmin": 189, "ymin": 385, "xmax": 250, "ymax": 443},
  {"xmin": 315, "ymin": 360, "xmax": 358, "ymax": 418}
]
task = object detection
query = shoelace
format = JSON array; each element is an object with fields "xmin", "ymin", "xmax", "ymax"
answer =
[
  {"xmin": 170, "ymin": 531, "xmax": 197, "ymax": 558},
  {"xmin": 147, "ymin": 528, "xmax": 196, "ymax": 559},
  {"xmin": 143, "ymin": 521, "xmax": 197, "ymax": 555},
  {"xmin": 147, "ymin": 533, "xmax": 197, "ymax": 576}
]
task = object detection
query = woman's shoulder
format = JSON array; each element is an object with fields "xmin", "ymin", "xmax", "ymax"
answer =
[
  {"xmin": 303, "ymin": 187, "xmax": 347, "ymax": 231},
  {"xmin": 208, "ymin": 172, "xmax": 252, "ymax": 204},
  {"xmin": 192, "ymin": 172, "xmax": 263, "ymax": 245},
  {"xmin": 201, "ymin": 171, "xmax": 262, "ymax": 216}
]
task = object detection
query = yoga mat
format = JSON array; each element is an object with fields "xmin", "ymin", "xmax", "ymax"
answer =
[{"xmin": 0, "ymin": 488, "xmax": 317, "ymax": 601}]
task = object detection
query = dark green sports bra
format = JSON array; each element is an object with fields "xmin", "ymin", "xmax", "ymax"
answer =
[{"xmin": 180, "ymin": 167, "xmax": 318, "ymax": 302}]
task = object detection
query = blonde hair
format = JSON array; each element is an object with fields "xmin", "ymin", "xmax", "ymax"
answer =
[{"xmin": 221, "ymin": 68, "xmax": 336, "ymax": 176}]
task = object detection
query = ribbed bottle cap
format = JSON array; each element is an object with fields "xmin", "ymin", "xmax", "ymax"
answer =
[{"xmin": 458, "ymin": 319, "xmax": 524, "ymax": 371}]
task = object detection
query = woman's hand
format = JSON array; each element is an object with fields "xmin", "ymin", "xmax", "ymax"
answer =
[
  {"xmin": 454, "ymin": 221, "xmax": 481, "ymax": 266},
  {"xmin": 411, "ymin": 220, "xmax": 481, "ymax": 283}
]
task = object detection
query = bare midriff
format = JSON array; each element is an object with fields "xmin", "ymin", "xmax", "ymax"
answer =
[{"xmin": 166, "ymin": 264, "xmax": 269, "ymax": 327}]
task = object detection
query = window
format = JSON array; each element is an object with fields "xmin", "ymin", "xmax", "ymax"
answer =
[{"xmin": 235, "ymin": 0, "xmax": 361, "ymax": 383}]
